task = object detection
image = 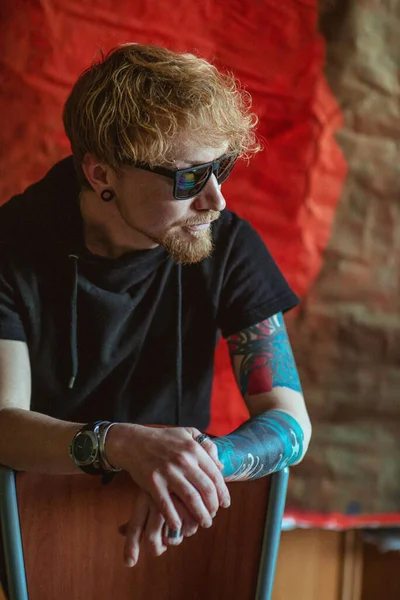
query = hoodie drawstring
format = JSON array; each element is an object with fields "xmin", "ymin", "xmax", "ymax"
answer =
[
  {"xmin": 175, "ymin": 264, "xmax": 183, "ymax": 426},
  {"xmin": 68, "ymin": 254, "xmax": 79, "ymax": 389}
]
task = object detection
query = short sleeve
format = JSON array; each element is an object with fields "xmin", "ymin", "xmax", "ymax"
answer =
[
  {"xmin": 217, "ymin": 218, "xmax": 299, "ymax": 338},
  {"xmin": 0, "ymin": 255, "xmax": 27, "ymax": 341}
]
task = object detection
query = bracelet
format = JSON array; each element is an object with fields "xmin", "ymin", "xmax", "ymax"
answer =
[{"xmin": 98, "ymin": 422, "xmax": 122, "ymax": 473}]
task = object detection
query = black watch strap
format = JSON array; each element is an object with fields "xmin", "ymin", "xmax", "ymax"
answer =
[{"xmin": 71, "ymin": 421, "xmax": 108, "ymax": 476}]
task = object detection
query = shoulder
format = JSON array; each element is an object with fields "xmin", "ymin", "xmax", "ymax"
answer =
[
  {"xmin": 211, "ymin": 209, "xmax": 272, "ymax": 265},
  {"xmin": 203, "ymin": 210, "xmax": 299, "ymax": 337},
  {"xmin": 212, "ymin": 209, "xmax": 264, "ymax": 253},
  {"xmin": 212, "ymin": 209, "xmax": 253, "ymax": 238},
  {"xmin": 0, "ymin": 156, "xmax": 79, "ymax": 253}
]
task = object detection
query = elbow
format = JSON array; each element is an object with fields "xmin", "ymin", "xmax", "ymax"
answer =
[
  {"xmin": 276, "ymin": 405, "xmax": 312, "ymax": 457},
  {"xmin": 292, "ymin": 414, "xmax": 312, "ymax": 466},
  {"xmin": 290, "ymin": 402, "xmax": 312, "ymax": 457},
  {"xmin": 303, "ymin": 413, "xmax": 312, "ymax": 449}
]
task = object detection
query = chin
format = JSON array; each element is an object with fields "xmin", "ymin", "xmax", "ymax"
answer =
[{"xmin": 163, "ymin": 229, "xmax": 214, "ymax": 264}]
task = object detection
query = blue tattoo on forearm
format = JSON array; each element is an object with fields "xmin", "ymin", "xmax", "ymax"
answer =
[{"xmin": 212, "ymin": 410, "xmax": 304, "ymax": 481}]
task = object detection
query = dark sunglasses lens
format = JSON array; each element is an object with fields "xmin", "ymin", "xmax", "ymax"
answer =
[
  {"xmin": 217, "ymin": 155, "xmax": 237, "ymax": 184},
  {"xmin": 176, "ymin": 166, "xmax": 211, "ymax": 199}
]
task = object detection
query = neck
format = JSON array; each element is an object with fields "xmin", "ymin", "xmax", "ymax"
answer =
[{"xmin": 79, "ymin": 189, "xmax": 158, "ymax": 259}]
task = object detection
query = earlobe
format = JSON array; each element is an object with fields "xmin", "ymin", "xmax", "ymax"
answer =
[{"xmin": 100, "ymin": 189, "xmax": 115, "ymax": 202}]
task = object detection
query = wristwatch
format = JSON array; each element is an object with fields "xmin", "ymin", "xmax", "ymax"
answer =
[{"xmin": 68, "ymin": 421, "xmax": 107, "ymax": 475}]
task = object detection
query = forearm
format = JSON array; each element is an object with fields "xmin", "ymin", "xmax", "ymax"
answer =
[
  {"xmin": 0, "ymin": 407, "xmax": 82, "ymax": 473},
  {"xmin": 212, "ymin": 409, "xmax": 305, "ymax": 481}
]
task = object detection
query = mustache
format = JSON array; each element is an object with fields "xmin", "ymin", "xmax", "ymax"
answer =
[{"xmin": 180, "ymin": 211, "xmax": 221, "ymax": 227}]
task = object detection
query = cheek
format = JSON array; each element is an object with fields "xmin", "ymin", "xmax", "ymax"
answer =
[
  {"xmin": 117, "ymin": 178, "xmax": 188, "ymax": 229},
  {"xmin": 141, "ymin": 198, "xmax": 187, "ymax": 229}
]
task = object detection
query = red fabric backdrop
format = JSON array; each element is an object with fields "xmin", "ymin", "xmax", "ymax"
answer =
[{"xmin": 0, "ymin": 0, "xmax": 347, "ymax": 434}]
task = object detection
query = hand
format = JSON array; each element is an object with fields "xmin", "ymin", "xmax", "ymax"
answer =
[
  {"xmin": 119, "ymin": 486, "xmax": 199, "ymax": 567},
  {"xmin": 107, "ymin": 424, "xmax": 231, "ymax": 531}
]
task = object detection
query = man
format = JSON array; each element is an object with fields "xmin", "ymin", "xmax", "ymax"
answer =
[{"xmin": 0, "ymin": 43, "xmax": 311, "ymax": 571}]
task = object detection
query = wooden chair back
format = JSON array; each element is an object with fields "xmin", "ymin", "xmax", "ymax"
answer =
[{"xmin": 14, "ymin": 472, "xmax": 271, "ymax": 600}]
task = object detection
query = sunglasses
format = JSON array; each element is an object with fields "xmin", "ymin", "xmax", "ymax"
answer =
[{"xmin": 131, "ymin": 152, "xmax": 238, "ymax": 200}]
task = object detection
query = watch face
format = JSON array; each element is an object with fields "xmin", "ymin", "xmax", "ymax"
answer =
[{"xmin": 74, "ymin": 432, "xmax": 97, "ymax": 464}]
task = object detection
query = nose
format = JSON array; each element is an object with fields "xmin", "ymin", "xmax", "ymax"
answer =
[{"xmin": 192, "ymin": 174, "xmax": 226, "ymax": 212}]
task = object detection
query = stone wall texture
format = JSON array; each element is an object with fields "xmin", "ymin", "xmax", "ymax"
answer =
[{"xmin": 287, "ymin": 0, "xmax": 400, "ymax": 515}]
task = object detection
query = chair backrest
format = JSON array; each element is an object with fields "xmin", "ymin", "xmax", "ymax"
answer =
[{"xmin": 13, "ymin": 471, "xmax": 272, "ymax": 600}]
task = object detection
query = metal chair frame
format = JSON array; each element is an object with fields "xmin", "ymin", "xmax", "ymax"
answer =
[{"xmin": 0, "ymin": 466, "xmax": 289, "ymax": 600}]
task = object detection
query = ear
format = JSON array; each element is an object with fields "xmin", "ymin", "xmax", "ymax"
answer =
[{"xmin": 82, "ymin": 153, "xmax": 113, "ymax": 194}]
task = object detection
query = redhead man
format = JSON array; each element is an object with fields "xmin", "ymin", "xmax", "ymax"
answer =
[{"xmin": 0, "ymin": 44, "xmax": 311, "ymax": 572}]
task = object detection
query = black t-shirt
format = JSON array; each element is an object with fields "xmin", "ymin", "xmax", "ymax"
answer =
[{"xmin": 0, "ymin": 157, "xmax": 299, "ymax": 429}]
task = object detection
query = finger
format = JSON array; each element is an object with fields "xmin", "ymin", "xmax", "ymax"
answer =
[
  {"xmin": 185, "ymin": 427, "xmax": 202, "ymax": 439},
  {"xmin": 124, "ymin": 494, "xmax": 149, "ymax": 568},
  {"xmin": 170, "ymin": 495, "xmax": 199, "ymax": 539},
  {"xmin": 186, "ymin": 428, "xmax": 230, "ymax": 508},
  {"xmin": 196, "ymin": 445, "xmax": 231, "ymax": 509},
  {"xmin": 169, "ymin": 472, "xmax": 214, "ymax": 529},
  {"xmin": 149, "ymin": 471, "xmax": 183, "ymax": 531},
  {"xmin": 163, "ymin": 522, "xmax": 184, "ymax": 546},
  {"xmin": 143, "ymin": 505, "xmax": 168, "ymax": 557},
  {"xmin": 185, "ymin": 467, "xmax": 220, "ymax": 519},
  {"xmin": 162, "ymin": 495, "xmax": 197, "ymax": 545},
  {"xmin": 199, "ymin": 437, "xmax": 224, "ymax": 470}
]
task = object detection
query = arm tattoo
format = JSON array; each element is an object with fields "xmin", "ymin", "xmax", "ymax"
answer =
[
  {"xmin": 227, "ymin": 312, "xmax": 302, "ymax": 397},
  {"xmin": 212, "ymin": 410, "xmax": 304, "ymax": 481},
  {"xmin": 214, "ymin": 314, "xmax": 305, "ymax": 480}
]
